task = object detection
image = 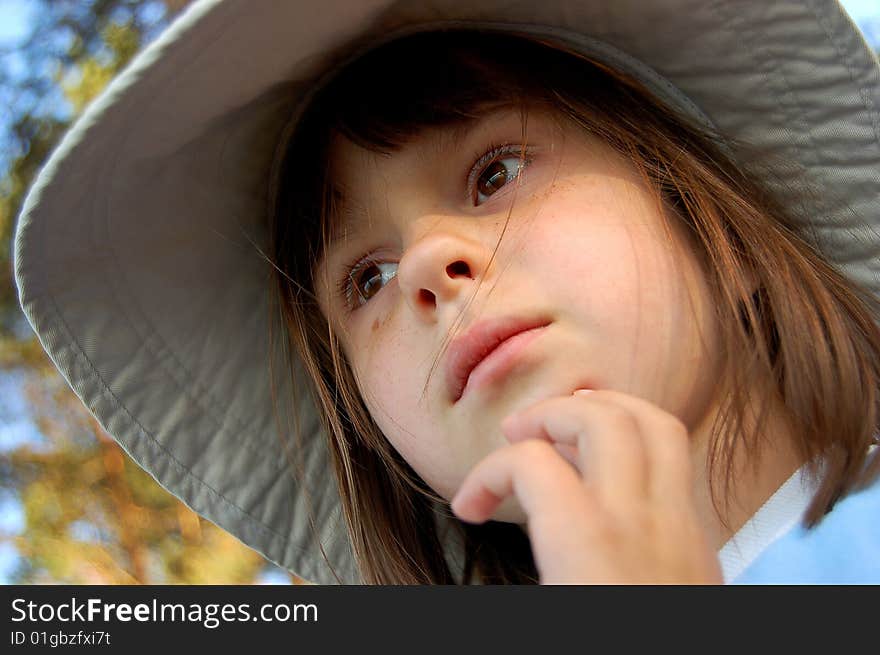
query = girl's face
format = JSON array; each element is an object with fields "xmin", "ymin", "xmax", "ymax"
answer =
[{"xmin": 316, "ymin": 109, "xmax": 722, "ymax": 523}]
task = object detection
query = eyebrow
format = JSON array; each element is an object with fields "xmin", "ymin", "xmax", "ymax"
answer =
[
  {"xmin": 321, "ymin": 111, "xmax": 518, "ymax": 252},
  {"xmin": 325, "ymin": 187, "xmax": 372, "ymax": 252}
]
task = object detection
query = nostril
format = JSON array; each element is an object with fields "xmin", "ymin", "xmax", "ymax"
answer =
[
  {"xmin": 419, "ymin": 289, "xmax": 436, "ymax": 308},
  {"xmin": 446, "ymin": 260, "xmax": 472, "ymax": 278}
]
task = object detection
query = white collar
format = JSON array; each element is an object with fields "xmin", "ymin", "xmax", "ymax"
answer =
[{"xmin": 717, "ymin": 465, "xmax": 818, "ymax": 583}]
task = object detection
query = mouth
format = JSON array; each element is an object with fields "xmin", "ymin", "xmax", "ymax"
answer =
[{"xmin": 445, "ymin": 315, "xmax": 551, "ymax": 402}]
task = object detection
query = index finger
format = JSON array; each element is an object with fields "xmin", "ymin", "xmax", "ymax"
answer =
[{"xmin": 450, "ymin": 439, "xmax": 595, "ymax": 525}]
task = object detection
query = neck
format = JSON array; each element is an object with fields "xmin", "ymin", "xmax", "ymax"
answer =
[{"xmin": 688, "ymin": 387, "xmax": 804, "ymax": 550}]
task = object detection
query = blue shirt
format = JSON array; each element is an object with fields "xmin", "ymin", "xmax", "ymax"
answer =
[{"xmin": 733, "ymin": 472, "xmax": 880, "ymax": 584}]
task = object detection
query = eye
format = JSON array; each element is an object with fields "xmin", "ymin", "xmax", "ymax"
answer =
[
  {"xmin": 470, "ymin": 145, "xmax": 530, "ymax": 206},
  {"xmin": 341, "ymin": 257, "xmax": 398, "ymax": 308}
]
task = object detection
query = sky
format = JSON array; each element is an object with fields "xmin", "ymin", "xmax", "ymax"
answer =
[
  {"xmin": 840, "ymin": 0, "xmax": 880, "ymax": 23},
  {"xmin": 0, "ymin": 0, "xmax": 878, "ymax": 585},
  {"xmin": 0, "ymin": 0, "xmax": 33, "ymax": 48},
  {"xmin": 843, "ymin": 0, "xmax": 880, "ymax": 45}
]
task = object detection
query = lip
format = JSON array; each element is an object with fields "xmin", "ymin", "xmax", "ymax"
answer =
[{"xmin": 445, "ymin": 315, "xmax": 551, "ymax": 402}]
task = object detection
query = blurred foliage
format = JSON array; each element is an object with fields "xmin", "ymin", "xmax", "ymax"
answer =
[
  {"xmin": 61, "ymin": 21, "xmax": 141, "ymax": 114},
  {"xmin": 1, "ymin": 0, "xmax": 297, "ymax": 584}
]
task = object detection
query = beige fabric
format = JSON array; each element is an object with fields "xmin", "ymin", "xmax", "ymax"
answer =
[{"xmin": 13, "ymin": 0, "xmax": 880, "ymax": 584}]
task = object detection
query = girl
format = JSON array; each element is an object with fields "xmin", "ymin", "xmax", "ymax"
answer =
[{"xmin": 14, "ymin": 0, "xmax": 880, "ymax": 584}]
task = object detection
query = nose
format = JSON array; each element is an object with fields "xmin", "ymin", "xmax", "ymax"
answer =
[{"xmin": 396, "ymin": 232, "xmax": 492, "ymax": 323}]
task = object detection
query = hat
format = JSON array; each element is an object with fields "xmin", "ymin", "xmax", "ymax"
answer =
[{"xmin": 13, "ymin": 0, "xmax": 880, "ymax": 584}]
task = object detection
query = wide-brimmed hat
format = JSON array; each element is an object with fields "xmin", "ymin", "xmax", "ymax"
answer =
[{"xmin": 14, "ymin": 0, "xmax": 880, "ymax": 584}]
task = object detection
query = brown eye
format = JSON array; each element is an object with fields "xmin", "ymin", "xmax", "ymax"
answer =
[
  {"xmin": 474, "ymin": 155, "xmax": 525, "ymax": 205},
  {"xmin": 350, "ymin": 260, "xmax": 397, "ymax": 306},
  {"xmin": 477, "ymin": 160, "xmax": 510, "ymax": 196}
]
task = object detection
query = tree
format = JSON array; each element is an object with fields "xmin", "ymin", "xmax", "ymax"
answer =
[{"xmin": 1, "ymin": 0, "xmax": 297, "ymax": 584}]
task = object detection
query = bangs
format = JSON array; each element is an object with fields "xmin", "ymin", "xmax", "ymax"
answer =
[
  {"xmin": 281, "ymin": 31, "xmax": 627, "ymax": 268},
  {"xmin": 307, "ymin": 31, "xmax": 591, "ymax": 155}
]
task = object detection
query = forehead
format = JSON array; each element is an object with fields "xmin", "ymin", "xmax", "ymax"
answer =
[
  {"xmin": 324, "ymin": 108, "xmax": 540, "ymax": 235},
  {"xmin": 327, "ymin": 116, "xmax": 477, "ymax": 196}
]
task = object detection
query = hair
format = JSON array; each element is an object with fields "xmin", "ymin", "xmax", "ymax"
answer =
[{"xmin": 268, "ymin": 30, "xmax": 880, "ymax": 584}]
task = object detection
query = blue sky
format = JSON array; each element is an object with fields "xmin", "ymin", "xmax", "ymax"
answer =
[
  {"xmin": 843, "ymin": 0, "xmax": 880, "ymax": 45},
  {"xmin": 841, "ymin": 0, "xmax": 880, "ymax": 22},
  {"xmin": 0, "ymin": 0, "xmax": 32, "ymax": 46}
]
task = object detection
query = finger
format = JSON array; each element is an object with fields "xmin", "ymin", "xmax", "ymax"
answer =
[
  {"xmin": 501, "ymin": 394, "xmax": 649, "ymax": 506},
  {"xmin": 571, "ymin": 390, "xmax": 694, "ymax": 506},
  {"xmin": 553, "ymin": 442, "xmax": 580, "ymax": 470},
  {"xmin": 501, "ymin": 410, "xmax": 582, "ymax": 471},
  {"xmin": 450, "ymin": 440, "xmax": 592, "ymax": 525}
]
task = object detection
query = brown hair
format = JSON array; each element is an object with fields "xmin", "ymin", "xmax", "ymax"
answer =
[{"xmin": 269, "ymin": 31, "xmax": 880, "ymax": 584}]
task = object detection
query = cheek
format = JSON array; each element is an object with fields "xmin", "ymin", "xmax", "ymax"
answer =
[
  {"xmin": 522, "ymin": 197, "xmax": 652, "ymax": 327},
  {"xmin": 522, "ymin": 190, "xmax": 715, "ymax": 406},
  {"xmin": 347, "ymin": 327, "xmax": 433, "ymax": 456},
  {"xmin": 349, "ymin": 325, "xmax": 409, "ymax": 416},
  {"xmin": 346, "ymin": 322, "xmax": 470, "ymax": 499},
  {"xmin": 525, "ymin": 181, "xmax": 690, "ymax": 316}
]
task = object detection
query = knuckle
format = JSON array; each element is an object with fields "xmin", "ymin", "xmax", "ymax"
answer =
[
  {"xmin": 661, "ymin": 419, "xmax": 691, "ymax": 455},
  {"xmin": 517, "ymin": 438, "xmax": 556, "ymax": 462},
  {"xmin": 661, "ymin": 414, "xmax": 689, "ymax": 440},
  {"xmin": 601, "ymin": 404, "xmax": 638, "ymax": 431}
]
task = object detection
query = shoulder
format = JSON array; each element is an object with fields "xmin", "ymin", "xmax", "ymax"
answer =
[{"xmin": 733, "ymin": 473, "xmax": 880, "ymax": 584}]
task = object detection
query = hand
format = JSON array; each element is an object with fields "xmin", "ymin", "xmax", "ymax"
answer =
[{"xmin": 450, "ymin": 390, "xmax": 723, "ymax": 584}]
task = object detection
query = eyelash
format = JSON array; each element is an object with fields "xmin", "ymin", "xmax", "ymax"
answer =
[
  {"xmin": 336, "ymin": 250, "xmax": 388, "ymax": 310},
  {"xmin": 466, "ymin": 142, "xmax": 531, "ymax": 205},
  {"xmin": 336, "ymin": 143, "xmax": 532, "ymax": 310}
]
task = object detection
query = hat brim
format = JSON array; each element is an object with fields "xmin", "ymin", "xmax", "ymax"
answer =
[{"xmin": 14, "ymin": 0, "xmax": 880, "ymax": 584}]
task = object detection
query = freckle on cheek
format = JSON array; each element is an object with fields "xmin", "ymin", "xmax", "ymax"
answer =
[{"xmin": 372, "ymin": 318, "xmax": 381, "ymax": 333}]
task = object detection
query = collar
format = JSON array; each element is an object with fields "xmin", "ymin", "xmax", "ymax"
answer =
[{"xmin": 717, "ymin": 465, "xmax": 819, "ymax": 583}]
